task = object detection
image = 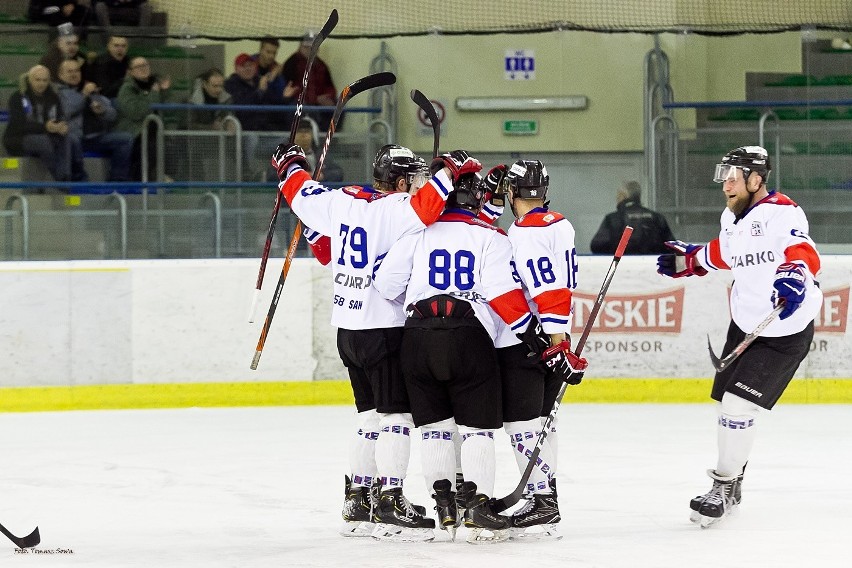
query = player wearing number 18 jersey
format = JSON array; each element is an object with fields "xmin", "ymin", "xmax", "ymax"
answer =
[
  {"xmin": 480, "ymin": 160, "xmax": 585, "ymax": 539},
  {"xmin": 273, "ymin": 143, "xmax": 482, "ymax": 540}
]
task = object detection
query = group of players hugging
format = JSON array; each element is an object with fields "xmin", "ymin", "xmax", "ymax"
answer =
[{"xmin": 270, "ymin": 139, "xmax": 821, "ymax": 542}]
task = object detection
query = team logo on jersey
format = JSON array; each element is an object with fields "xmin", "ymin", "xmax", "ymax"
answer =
[
  {"xmin": 750, "ymin": 221, "xmax": 763, "ymax": 236},
  {"xmin": 790, "ymin": 229, "xmax": 810, "ymax": 240},
  {"xmin": 542, "ymin": 213, "xmax": 555, "ymax": 223}
]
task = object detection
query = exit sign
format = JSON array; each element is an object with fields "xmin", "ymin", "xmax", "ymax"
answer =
[{"xmin": 503, "ymin": 120, "xmax": 538, "ymax": 135}]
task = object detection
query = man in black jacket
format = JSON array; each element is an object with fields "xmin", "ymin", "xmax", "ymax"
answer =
[
  {"xmin": 3, "ymin": 65, "xmax": 72, "ymax": 181},
  {"xmin": 590, "ymin": 180, "xmax": 675, "ymax": 255}
]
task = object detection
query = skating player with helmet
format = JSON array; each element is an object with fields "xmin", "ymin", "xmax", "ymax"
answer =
[
  {"xmin": 479, "ymin": 161, "xmax": 587, "ymax": 539},
  {"xmin": 272, "ymin": 142, "xmax": 482, "ymax": 540},
  {"xmin": 656, "ymin": 146, "xmax": 822, "ymax": 527},
  {"xmin": 373, "ymin": 165, "xmax": 540, "ymax": 544}
]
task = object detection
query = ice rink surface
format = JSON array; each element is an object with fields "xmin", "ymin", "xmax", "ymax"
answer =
[{"xmin": 1, "ymin": 403, "xmax": 849, "ymax": 567}]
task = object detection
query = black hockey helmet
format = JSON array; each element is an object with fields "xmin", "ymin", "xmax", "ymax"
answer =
[
  {"xmin": 372, "ymin": 144, "xmax": 428, "ymax": 191},
  {"xmin": 714, "ymin": 146, "xmax": 771, "ymax": 185},
  {"xmin": 505, "ymin": 160, "xmax": 549, "ymax": 200},
  {"xmin": 448, "ymin": 172, "xmax": 485, "ymax": 212}
]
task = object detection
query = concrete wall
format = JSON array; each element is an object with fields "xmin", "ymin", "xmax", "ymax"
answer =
[{"xmin": 1, "ymin": 257, "xmax": 849, "ymax": 388}]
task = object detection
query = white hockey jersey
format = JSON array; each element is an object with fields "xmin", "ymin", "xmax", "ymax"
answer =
[
  {"xmin": 279, "ymin": 167, "xmax": 452, "ymax": 330},
  {"xmin": 700, "ymin": 191, "xmax": 822, "ymax": 337},
  {"xmin": 373, "ymin": 209, "xmax": 532, "ymax": 340}
]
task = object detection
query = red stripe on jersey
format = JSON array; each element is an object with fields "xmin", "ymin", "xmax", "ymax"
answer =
[
  {"xmin": 707, "ymin": 239, "xmax": 730, "ymax": 270},
  {"xmin": 764, "ymin": 192, "xmax": 798, "ymax": 207},
  {"xmin": 477, "ymin": 211, "xmax": 499, "ymax": 226},
  {"xmin": 489, "ymin": 288, "xmax": 531, "ymax": 325},
  {"xmin": 785, "ymin": 242, "xmax": 820, "ymax": 275},
  {"xmin": 279, "ymin": 169, "xmax": 312, "ymax": 205},
  {"xmin": 440, "ymin": 212, "xmax": 505, "ymax": 234},
  {"xmin": 514, "ymin": 211, "xmax": 565, "ymax": 228},
  {"xmin": 309, "ymin": 235, "xmax": 331, "ymax": 266},
  {"xmin": 533, "ymin": 288, "xmax": 572, "ymax": 317},
  {"xmin": 410, "ymin": 180, "xmax": 450, "ymax": 226}
]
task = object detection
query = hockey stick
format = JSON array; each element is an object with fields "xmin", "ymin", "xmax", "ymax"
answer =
[
  {"xmin": 250, "ymin": 72, "xmax": 398, "ymax": 370},
  {"xmin": 493, "ymin": 226, "xmax": 634, "ymax": 513},
  {"xmin": 410, "ymin": 89, "xmax": 440, "ymax": 158},
  {"xmin": 707, "ymin": 303, "xmax": 784, "ymax": 372},
  {"xmin": 0, "ymin": 521, "xmax": 40, "ymax": 549},
  {"xmin": 248, "ymin": 9, "xmax": 339, "ymax": 323}
]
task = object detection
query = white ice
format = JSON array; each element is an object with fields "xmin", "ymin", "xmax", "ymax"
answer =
[{"xmin": 1, "ymin": 403, "xmax": 849, "ymax": 567}]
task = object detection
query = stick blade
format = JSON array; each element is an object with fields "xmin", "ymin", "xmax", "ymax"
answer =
[
  {"xmin": 346, "ymin": 72, "xmax": 396, "ymax": 99},
  {"xmin": 410, "ymin": 89, "xmax": 440, "ymax": 157},
  {"xmin": 707, "ymin": 334, "xmax": 725, "ymax": 371},
  {"xmin": 19, "ymin": 526, "xmax": 40, "ymax": 549}
]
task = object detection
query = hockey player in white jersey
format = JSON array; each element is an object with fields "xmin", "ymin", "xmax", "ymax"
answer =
[
  {"xmin": 373, "ymin": 169, "xmax": 539, "ymax": 544},
  {"xmin": 480, "ymin": 161, "xmax": 587, "ymax": 539},
  {"xmin": 273, "ymin": 143, "xmax": 483, "ymax": 540},
  {"xmin": 657, "ymin": 146, "xmax": 822, "ymax": 528}
]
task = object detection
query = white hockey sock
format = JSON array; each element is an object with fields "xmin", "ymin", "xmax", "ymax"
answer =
[
  {"xmin": 505, "ymin": 419, "xmax": 556, "ymax": 494},
  {"xmin": 541, "ymin": 415, "xmax": 559, "ymax": 477},
  {"xmin": 458, "ymin": 425, "xmax": 497, "ymax": 497},
  {"xmin": 349, "ymin": 409, "xmax": 379, "ymax": 488},
  {"xmin": 420, "ymin": 418, "xmax": 457, "ymax": 495},
  {"xmin": 716, "ymin": 393, "xmax": 762, "ymax": 477},
  {"xmin": 375, "ymin": 412, "xmax": 414, "ymax": 492}
]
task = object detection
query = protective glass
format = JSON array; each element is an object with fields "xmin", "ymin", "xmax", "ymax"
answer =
[
  {"xmin": 713, "ymin": 164, "xmax": 742, "ymax": 183},
  {"xmin": 407, "ymin": 168, "xmax": 429, "ymax": 194}
]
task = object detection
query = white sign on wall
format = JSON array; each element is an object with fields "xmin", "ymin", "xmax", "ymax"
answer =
[{"xmin": 505, "ymin": 49, "xmax": 535, "ymax": 80}]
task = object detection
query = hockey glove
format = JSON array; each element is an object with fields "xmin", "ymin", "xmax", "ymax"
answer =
[
  {"xmin": 429, "ymin": 150, "xmax": 482, "ymax": 182},
  {"xmin": 657, "ymin": 240, "xmax": 708, "ymax": 278},
  {"xmin": 772, "ymin": 262, "xmax": 807, "ymax": 320},
  {"xmin": 515, "ymin": 317, "xmax": 550, "ymax": 361},
  {"xmin": 542, "ymin": 340, "xmax": 588, "ymax": 385},
  {"xmin": 271, "ymin": 143, "xmax": 309, "ymax": 181},
  {"xmin": 483, "ymin": 164, "xmax": 508, "ymax": 207}
]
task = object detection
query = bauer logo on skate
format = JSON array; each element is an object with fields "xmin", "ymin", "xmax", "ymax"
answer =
[
  {"xmin": 815, "ymin": 286, "xmax": 849, "ymax": 333},
  {"xmin": 571, "ymin": 287, "xmax": 685, "ymax": 333}
]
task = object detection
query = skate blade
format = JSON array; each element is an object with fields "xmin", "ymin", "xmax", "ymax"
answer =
[
  {"xmin": 371, "ymin": 523, "xmax": 435, "ymax": 542},
  {"xmin": 509, "ymin": 524, "xmax": 562, "ymax": 541},
  {"xmin": 440, "ymin": 524, "xmax": 457, "ymax": 541},
  {"xmin": 466, "ymin": 527, "xmax": 510, "ymax": 544},
  {"xmin": 339, "ymin": 520, "xmax": 376, "ymax": 537}
]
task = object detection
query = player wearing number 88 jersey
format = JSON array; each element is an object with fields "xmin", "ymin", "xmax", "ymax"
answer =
[{"xmin": 374, "ymin": 171, "xmax": 533, "ymax": 543}]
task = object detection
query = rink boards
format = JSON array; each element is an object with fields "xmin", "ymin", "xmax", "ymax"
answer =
[{"xmin": 0, "ymin": 257, "xmax": 849, "ymax": 411}]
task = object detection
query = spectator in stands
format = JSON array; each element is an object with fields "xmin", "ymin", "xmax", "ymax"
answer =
[
  {"xmin": 282, "ymin": 31, "xmax": 337, "ymax": 130},
  {"xmin": 93, "ymin": 0, "xmax": 151, "ymax": 28},
  {"xmin": 252, "ymin": 36, "xmax": 297, "ymax": 132},
  {"xmin": 28, "ymin": 1, "xmax": 92, "ymax": 31},
  {"xmin": 294, "ymin": 121, "xmax": 343, "ymax": 182},
  {"xmin": 40, "ymin": 24, "xmax": 91, "ymax": 83},
  {"xmin": 90, "ymin": 35, "xmax": 129, "ymax": 99},
  {"xmin": 224, "ymin": 53, "xmax": 272, "ymax": 180},
  {"xmin": 590, "ymin": 180, "xmax": 676, "ymax": 255},
  {"xmin": 56, "ymin": 58, "xmax": 134, "ymax": 181},
  {"xmin": 115, "ymin": 56, "xmax": 172, "ymax": 180},
  {"xmin": 3, "ymin": 65, "xmax": 72, "ymax": 182},
  {"xmin": 187, "ymin": 68, "xmax": 233, "ymax": 131}
]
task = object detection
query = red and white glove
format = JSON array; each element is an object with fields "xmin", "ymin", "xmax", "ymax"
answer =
[
  {"xmin": 657, "ymin": 240, "xmax": 708, "ymax": 278},
  {"xmin": 541, "ymin": 340, "xmax": 588, "ymax": 386},
  {"xmin": 429, "ymin": 150, "xmax": 482, "ymax": 182},
  {"xmin": 271, "ymin": 143, "xmax": 309, "ymax": 181}
]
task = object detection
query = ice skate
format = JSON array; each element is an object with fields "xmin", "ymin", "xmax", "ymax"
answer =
[
  {"xmin": 432, "ymin": 479, "xmax": 461, "ymax": 541},
  {"xmin": 689, "ymin": 470, "xmax": 742, "ymax": 528},
  {"xmin": 509, "ymin": 491, "xmax": 562, "ymax": 541},
  {"xmin": 339, "ymin": 475, "xmax": 376, "ymax": 537},
  {"xmin": 457, "ymin": 481, "xmax": 510, "ymax": 544},
  {"xmin": 371, "ymin": 488, "xmax": 435, "ymax": 542}
]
